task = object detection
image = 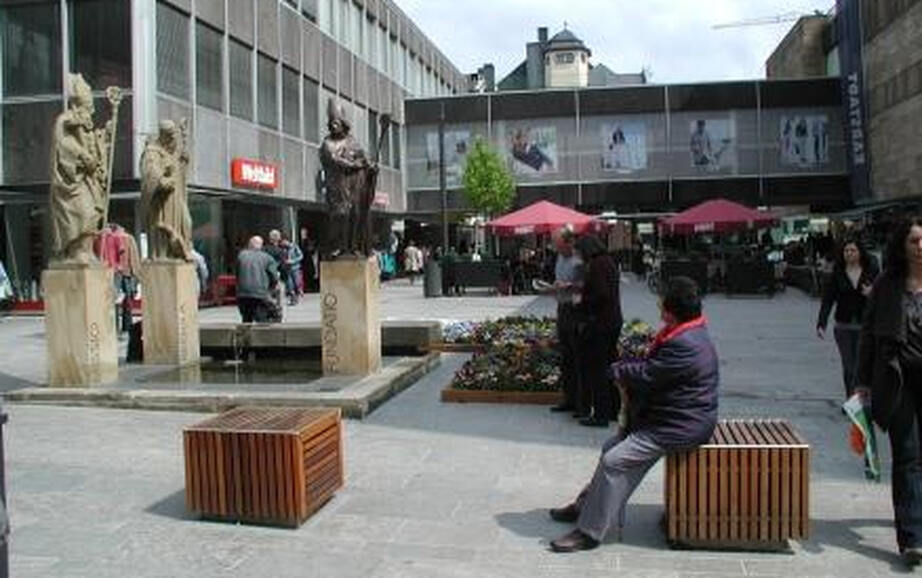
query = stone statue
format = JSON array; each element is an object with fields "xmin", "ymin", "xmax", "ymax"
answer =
[
  {"xmin": 320, "ymin": 99, "xmax": 385, "ymax": 259},
  {"xmin": 49, "ymin": 74, "xmax": 122, "ymax": 264},
  {"xmin": 140, "ymin": 119, "xmax": 193, "ymax": 261}
]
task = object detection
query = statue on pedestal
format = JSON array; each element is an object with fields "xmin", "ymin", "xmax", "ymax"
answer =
[
  {"xmin": 140, "ymin": 119, "xmax": 193, "ymax": 262},
  {"xmin": 49, "ymin": 74, "xmax": 122, "ymax": 264},
  {"xmin": 319, "ymin": 100, "xmax": 389, "ymax": 259}
]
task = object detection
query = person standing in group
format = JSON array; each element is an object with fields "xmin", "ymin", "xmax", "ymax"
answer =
[
  {"xmin": 817, "ymin": 237, "xmax": 879, "ymax": 399},
  {"xmin": 404, "ymin": 240, "xmax": 423, "ymax": 284},
  {"xmin": 574, "ymin": 234, "xmax": 623, "ymax": 427},
  {"xmin": 549, "ymin": 277, "xmax": 718, "ymax": 552},
  {"xmin": 282, "ymin": 236, "xmax": 303, "ymax": 306},
  {"xmin": 236, "ymin": 236, "xmax": 279, "ymax": 323},
  {"xmin": 548, "ymin": 228, "xmax": 585, "ymax": 416},
  {"xmin": 858, "ymin": 217, "xmax": 922, "ymax": 566}
]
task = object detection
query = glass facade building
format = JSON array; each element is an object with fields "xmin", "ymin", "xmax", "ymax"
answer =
[
  {"xmin": 405, "ymin": 78, "xmax": 850, "ymax": 216},
  {"xmin": 0, "ymin": 0, "xmax": 465, "ymax": 293}
]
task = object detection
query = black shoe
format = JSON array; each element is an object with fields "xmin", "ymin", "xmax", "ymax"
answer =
[
  {"xmin": 550, "ymin": 404, "xmax": 574, "ymax": 413},
  {"xmin": 550, "ymin": 529, "xmax": 599, "ymax": 553},
  {"xmin": 579, "ymin": 417, "xmax": 609, "ymax": 428},
  {"xmin": 902, "ymin": 547, "xmax": 922, "ymax": 566},
  {"xmin": 549, "ymin": 503, "xmax": 580, "ymax": 523}
]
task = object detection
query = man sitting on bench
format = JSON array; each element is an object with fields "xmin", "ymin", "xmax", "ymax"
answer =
[{"xmin": 549, "ymin": 276, "xmax": 719, "ymax": 552}]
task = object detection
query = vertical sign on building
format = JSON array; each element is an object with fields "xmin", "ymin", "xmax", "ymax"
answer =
[{"xmin": 837, "ymin": 0, "xmax": 871, "ymax": 202}]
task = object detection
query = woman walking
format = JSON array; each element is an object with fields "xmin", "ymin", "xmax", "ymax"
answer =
[
  {"xmin": 858, "ymin": 217, "xmax": 922, "ymax": 565},
  {"xmin": 817, "ymin": 237, "xmax": 879, "ymax": 399},
  {"xmin": 574, "ymin": 234, "xmax": 623, "ymax": 427}
]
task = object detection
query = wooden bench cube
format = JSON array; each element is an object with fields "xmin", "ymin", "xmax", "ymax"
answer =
[
  {"xmin": 184, "ymin": 407, "xmax": 343, "ymax": 527},
  {"xmin": 664, "ymin": 419, "xmax": 810, "ymax": 550}
]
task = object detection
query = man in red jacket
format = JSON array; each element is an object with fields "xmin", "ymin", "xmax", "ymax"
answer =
[{"xmin": 549, "ymin": 276, "xmax": 719, "ymax": 552}]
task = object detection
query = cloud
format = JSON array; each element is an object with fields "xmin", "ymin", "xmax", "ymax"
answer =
[{"xmin": 395, "ymin": 0, "xmax": 831, "ymax": 83}]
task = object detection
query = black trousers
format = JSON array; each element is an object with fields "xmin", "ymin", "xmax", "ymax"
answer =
[
  {"xmin": 238, "ymin": 297, "xmax": 272, "ymax": 323},
  {"xmin": 557, "ymin": 304, "xmax": 581, "ymax": 411},
  {"xmin": 889, "ymin": 369, "xmax": 922, "ymax": 550},
  {"xmin": 579, "ymin": 324, "xmax": 621, "ymax": 422},
  {"xmin": 833, "ymin": 324, "xmax": 861, "ymax": 398}
]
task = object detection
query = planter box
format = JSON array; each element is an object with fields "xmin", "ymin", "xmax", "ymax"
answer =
[
  {"xmin": 441, "ymin": 386, "xmax": 563, "ymax": 405},
  {"xmin": 184, "ymin": 406, "xmax": 343, "ymax": 528},
  {"xmin": 427, "ymin": 342, "xmax": 487, "ymax": 353}
]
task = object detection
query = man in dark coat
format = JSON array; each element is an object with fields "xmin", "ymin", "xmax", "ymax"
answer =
[{"xmin": 549, "ymin": 276, "xmax": 719, "ymax": 552}]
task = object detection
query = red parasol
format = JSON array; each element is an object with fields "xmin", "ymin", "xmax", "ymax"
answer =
[
  {"xmin": 486, "ymin": 200, "xmax": 605, "ymax": 237},
  {"xmin": 658, "ymin": 199, "xmax": 777, "ymax": 235}
]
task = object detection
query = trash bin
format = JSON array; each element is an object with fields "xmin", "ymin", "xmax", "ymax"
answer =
[{"xmin": 423, "ymin": 260, "xmax": 442, "ymax": 298}]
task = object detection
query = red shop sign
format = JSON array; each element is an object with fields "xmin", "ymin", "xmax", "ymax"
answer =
[
  {"xmin": 231, "ymin": 158, "xmax": 279, "ymax": 190},
  {"xmin": 373, "ymin": 191, "xmax": 389, "ymax": 207}
]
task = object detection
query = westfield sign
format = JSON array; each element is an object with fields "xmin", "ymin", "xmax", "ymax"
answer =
[{"xmin": 231, "ymin": 158, "xmax": 279, "ymax": 190}]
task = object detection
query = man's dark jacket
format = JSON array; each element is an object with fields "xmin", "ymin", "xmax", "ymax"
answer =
[
  {"xmin": 236, "ymin": 249, "xmax": 279, "ymax": 301},
  {"xmin": 613, "ymin": 323, "xmax": 719, "ymax": 450},
  {"xmin": 858, "ymin": 272, "xmax": 906, "ymax": 430}
]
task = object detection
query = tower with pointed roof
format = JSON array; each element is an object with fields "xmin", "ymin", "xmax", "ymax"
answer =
[{"xmin": 544, "ymin": 26, "xmax": 592, "ymax": 88}]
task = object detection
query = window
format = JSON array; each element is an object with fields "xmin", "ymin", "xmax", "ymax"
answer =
[
  {"xmin": 70, "ymin": 0, "xmax": 131, "ymax": 89},
  {"xmin": 257, "ymin": 53, "xmax": 278, "ymax": 129},
  {"xmin": 391, "ymin": 121, "xmax": 401, "ymax": 170},
  {"xmin": 196, "ymin": 21, "xmax": 223, "ymax": 111},
  {"xmin": 554, "ymin": 52, "xmax": 575, "ymax": 65},
  {"xmin": 319, "ymin": 0, "xmax": 333, "ymax": 34},
  {"xmin": 352, "ymin": 2, "xmax": 363, "ymax": 56},
  {"xmin": 156, "ymin": 1, "xmax": 190, "ymax": 99},
  {"xmin": 366, "ymin": 17, "xmax": 375, "ymax": 64},
  {"xmin": 229, "ymin": 39, "xmax": 252, "ymax": 120},
  {"xmin": 338, "ymin": 0, "xmax": 348, "ymax": 46},
  {"xmin": 302, "ymin": 0, "xmax": 317, "ymax": 22},
  {"xmin": 303, "ymin": 76, "xmax": 319, "ymax": 142},
  {"xmin": 282, "ymin": 66, "xmax": 300, "ymax": 137},
  {"xmin": 1, "ymin": 1, "xmax": 62, "ymax": 97},
  {"xmin": 378, "ymin": 26, "xmax": 387, "ymax": 71},
  {"xmin": 367, "ymin": 110, "xmax": 378, "ymax": 157},
  {"xmin": 379, "ymin": 120, "xmax": 391, "ymax": 167}
]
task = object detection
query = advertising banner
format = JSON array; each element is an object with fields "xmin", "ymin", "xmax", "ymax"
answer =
[
  {"xmin": 689, "ymin": 118, "xmax": 736, "ymax": 172},
  {"xmin": 507, "ymin": 125, "xmax": 558, "ymax": 175},
  {"xmin": 425, "ymin": 130, "xmax": 470, "ymax": 187},
  {"xmin": 837, "ymin": 0, "xmax": 871, "ymax": 201},
  {"xmin": 780, "ymin": 115, "xmax": 829, "ymax": 167},
  {"xmin": 600, "ymin": 120, "xmax": 647, "ymax": 173}
]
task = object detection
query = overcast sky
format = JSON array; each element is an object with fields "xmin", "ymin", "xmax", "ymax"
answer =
[{"xmin": 395, "ymin": 1, "xmax": 834, "ymax": 84}]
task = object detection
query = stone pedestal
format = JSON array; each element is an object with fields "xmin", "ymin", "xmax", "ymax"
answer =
[
  {"xmin": 42, "ymin": 265, "xmax": 118, "ymax": 387},
  {"xmin": 142, "ymin": 261, "xmax": 200, "ymax": 365},
  {"xmin": 320, "ymin": 257, "xmax": 381, "ymax": 375}
]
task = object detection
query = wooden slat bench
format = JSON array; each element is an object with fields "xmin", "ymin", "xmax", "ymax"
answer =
[
  {"xmin": 184, "ymin": 407, "xmax": 343, "ymax": 527},
  {"xmin": 664, "ymin": 419, "xmax": 810, "ymax": 550}
]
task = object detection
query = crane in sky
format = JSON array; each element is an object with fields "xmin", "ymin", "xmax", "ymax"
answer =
[{"xmin": 712, "ymin": 9, "xmax": 830, "ymax": 30}]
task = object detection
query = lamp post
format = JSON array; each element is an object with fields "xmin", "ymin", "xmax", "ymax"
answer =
[{"xmin": 439, "ymin": 102, "xmax": 448, "ymax": 252}]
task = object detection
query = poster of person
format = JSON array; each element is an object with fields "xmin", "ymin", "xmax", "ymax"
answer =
[
  {"xmin": 780, "ymin": 115, "xmax": 829, "ymax": 167},
  {"xmin": 508, "ymin": 125, "xmax": 557, "ymax": 175},
  {"xmin": 689, "ymin": 118, "xmax": 736, "ymax": 172},
  {"xmin": 600, "ymin": 121, "xmax": 647, "ymax": 173},
  {"xmin": 426, "ymin": 130, "xmax": 470, "ymax": 186}
]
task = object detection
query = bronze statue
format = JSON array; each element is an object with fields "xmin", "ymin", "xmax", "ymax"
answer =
[
  {"xmin": 319, "ymin": 100, "xmax": 389, "ymax": 259},
  {"xmin": 140, "ymin": 119, "xmax": 193, "ymax": 261},
  {"xmin": 49, "ymin": 74, "xmax": 122, "ymax": 264}
]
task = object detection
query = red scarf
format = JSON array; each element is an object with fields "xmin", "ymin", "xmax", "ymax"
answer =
[{"xmin": 647, "ymin": 315, "xmax": 707, "ymax": 356}]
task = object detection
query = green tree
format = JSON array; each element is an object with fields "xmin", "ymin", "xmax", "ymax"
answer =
[{"xmin": 461, "ymin": 137, "xmax": 516, "ymax": 218}]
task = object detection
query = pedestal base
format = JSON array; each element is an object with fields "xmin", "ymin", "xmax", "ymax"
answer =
[
  {"xmin": 142, "ymin": 261, "xmax": 200, "ymax": 365},
  {"xmin": 320, "ymin": 257, "xmax": 381, "ymax": 375},
  {"xmin": 43, "ymin": 265, "xmax": 118, "ymax": 387}
]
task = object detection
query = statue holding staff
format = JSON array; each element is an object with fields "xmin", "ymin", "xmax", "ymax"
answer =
[{"xmin": 48, "ymin": 73, "xmax": 122, "ymax": 264}]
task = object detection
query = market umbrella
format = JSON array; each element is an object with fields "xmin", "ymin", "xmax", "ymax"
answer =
[
  {"xmin": 486, "ymin": 200, "xmax": 604, "ymax": 237},
  {"xmin": 658, "ymin": 199, "xmax": 777, "ymax": 235}
]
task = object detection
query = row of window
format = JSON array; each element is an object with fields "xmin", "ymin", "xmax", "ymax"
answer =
[
  {"xmin": 317, "ymin": 0, "xmax": 453, "ymax": 97},
  {"xmin": 156, "ymin": 3, "xmax": 402, "ymax": 167}
]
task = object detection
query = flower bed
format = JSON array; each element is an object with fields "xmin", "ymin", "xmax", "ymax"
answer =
[{"xmin": 442, "ymin": 316, "xmax": 656, "ymax": 403}]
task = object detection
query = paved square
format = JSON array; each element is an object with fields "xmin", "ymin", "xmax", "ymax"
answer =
[{"xmin": 0, "ymin": 280, "xmax": 901, "ymax": 577}]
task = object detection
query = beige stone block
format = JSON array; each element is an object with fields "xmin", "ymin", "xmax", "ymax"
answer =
[
  {"xmin": 141, "ymin": 261, "xmax": 200, "ymax": 365},
  {"xmin": 320, "ymin": 257, "xmax": 381, "ymax": 376},
  {"xmin": 42, "ymin": 265, "xmax": 118, "ymax": 387}
]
